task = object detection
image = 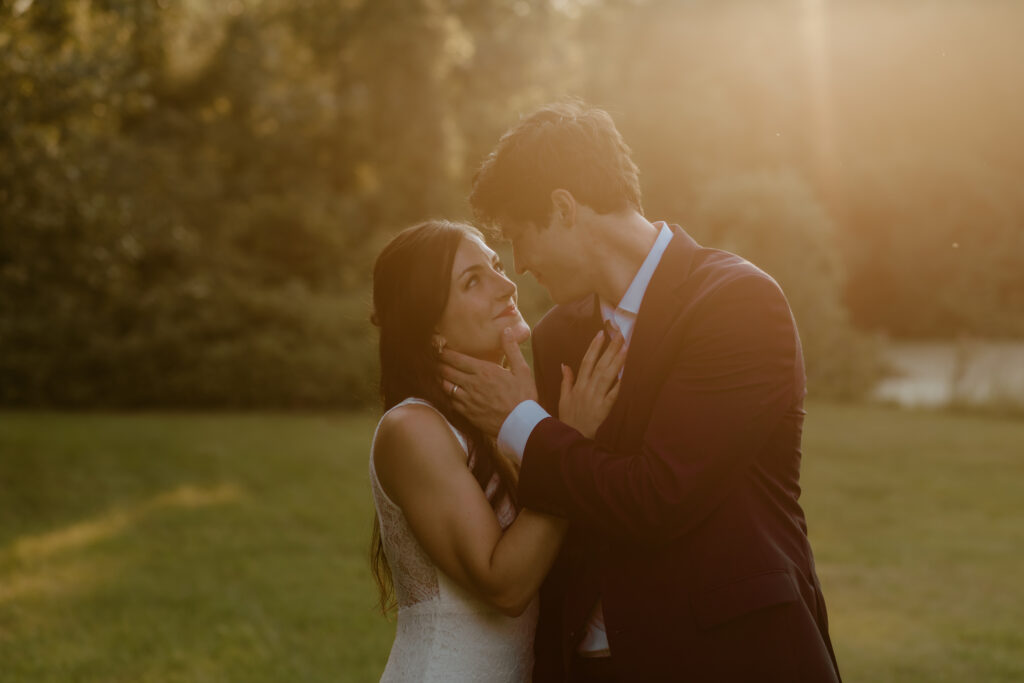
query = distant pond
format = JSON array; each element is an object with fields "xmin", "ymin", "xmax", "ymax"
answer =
[{"xmin": 872, "ymin": 340, "xmax": 1024, "ymax": 410}]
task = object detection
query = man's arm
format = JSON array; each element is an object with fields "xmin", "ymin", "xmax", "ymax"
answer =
[
  {"xmin": 439, "ymin": 328, "xmax": 539, "ymax": 438},
  {"xmin": 517, "ymin": 274, "xmax": 802, "ymax": 545},
  {"xmin": 440, "ymin": 322, "xmax": 622, "ymax": 446}
]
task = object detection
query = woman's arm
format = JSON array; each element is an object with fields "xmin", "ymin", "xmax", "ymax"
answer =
[
  {"xmin": 374, "ymin": 330, "xmax": 625, "ymax": 616},
  {"xmin": 374, "ymin": 404, "xmax": 565, "ymax": 617}
]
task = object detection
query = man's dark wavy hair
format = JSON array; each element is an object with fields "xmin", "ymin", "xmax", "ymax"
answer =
[{"xmin": 469, "ymin": 99, "xmax": 643, "ymax": 234}]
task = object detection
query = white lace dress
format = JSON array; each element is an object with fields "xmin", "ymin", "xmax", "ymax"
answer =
[{"xmin": 369, "ymin": 398, "xmax": 538, "ymax": 682}]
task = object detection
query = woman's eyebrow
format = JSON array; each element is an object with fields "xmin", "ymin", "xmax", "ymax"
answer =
[
  {"xmin": 458, "ymin": 263, "xmax": 484, "ymax": 280},
  {"xmin": 457, "ymin": 254, "xmax": 500, "ymax": 280}
]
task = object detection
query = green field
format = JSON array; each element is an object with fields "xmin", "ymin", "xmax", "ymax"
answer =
[{"xmin": 1, "ymin": 403, "xmax": 1022, "ymax": 682}]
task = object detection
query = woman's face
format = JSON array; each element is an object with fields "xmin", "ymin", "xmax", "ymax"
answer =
[{"xmin": 435, "ymin": 235, "xmax": 530, "ymax": 364}]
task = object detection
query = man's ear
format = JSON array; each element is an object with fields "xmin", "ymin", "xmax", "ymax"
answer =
[{"xmin": 549, "ymin": 189, "xmax": 577, "ymax": 229}]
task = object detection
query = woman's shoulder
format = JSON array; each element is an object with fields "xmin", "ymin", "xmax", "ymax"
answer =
[
  {"xmin": 374, "ymin": 401, "xmax": 469, "ymax": 505},
  {"xmin": 375, "ymin": 401, "xmax": 465, "ymax": 469},
  {"xmin": 379, "ymin": 399, "xmax": 445, "ymax": 436}
]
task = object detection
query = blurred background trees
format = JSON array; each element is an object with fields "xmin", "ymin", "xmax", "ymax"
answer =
[{"xmin": 2, "ymin": 0, "xmax": 1021, "ymax": 408}]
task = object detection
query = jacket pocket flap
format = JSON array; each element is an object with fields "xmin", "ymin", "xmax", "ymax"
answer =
[{"xmin": 691, "ymin": 570, "xmax": 798, "ymax": 630}]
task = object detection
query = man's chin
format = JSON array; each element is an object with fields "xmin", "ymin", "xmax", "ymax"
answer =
[{"xmin": 549, "ymin": 289, "xmax": 586, "ymax": 306}]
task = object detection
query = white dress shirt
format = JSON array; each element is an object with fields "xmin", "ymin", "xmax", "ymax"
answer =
[{"xmin": 497, "ymin": 221, "xmax": 674, "ymax": 655}]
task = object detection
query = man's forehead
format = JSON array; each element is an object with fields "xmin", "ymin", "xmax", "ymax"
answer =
[{"xmin": 497, "ymin": 219, "xmax": 533, "ymax": 242}]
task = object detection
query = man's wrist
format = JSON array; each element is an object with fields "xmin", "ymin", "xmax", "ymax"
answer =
[{"xmin": 496, "ymin": 400, "xmax": 550, "ymax": 464}]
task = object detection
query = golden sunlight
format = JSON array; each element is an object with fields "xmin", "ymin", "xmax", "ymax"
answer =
[
  {"xmin": 8, "ymin": 483, "xmax": 245, "ymax": 564},
  {"xmin": 800, "ymin": 0, "xmax": 838, "ymax": 198}
]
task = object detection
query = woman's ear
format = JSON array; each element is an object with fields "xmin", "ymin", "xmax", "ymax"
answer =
[{"xmin": 431, "ymin": 335, "xmax": 447, "ymax": 355}]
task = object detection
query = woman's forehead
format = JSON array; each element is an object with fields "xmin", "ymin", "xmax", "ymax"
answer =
[{"xmin": 460, "ymin": 234, "xmax": 496, "ymax": 260}]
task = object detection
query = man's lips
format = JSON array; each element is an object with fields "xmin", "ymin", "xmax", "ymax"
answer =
[{"xmin": 495, "ymin": 304, "xmax": 519, "ymax": 319}]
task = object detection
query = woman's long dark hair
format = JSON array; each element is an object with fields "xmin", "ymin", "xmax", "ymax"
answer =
[{"xmin": 369, "ymin": 220, "xmax": 518, "ymax": 615}]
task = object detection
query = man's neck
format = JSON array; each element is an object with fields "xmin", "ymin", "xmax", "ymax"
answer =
[{"xmin": 589, "ymin": 212, "xmax": 660, "ymax": 306}]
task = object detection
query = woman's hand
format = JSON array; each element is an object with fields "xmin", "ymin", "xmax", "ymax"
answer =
[{"xmin": 558, "ymin": 323, "xmax": 628, "ymax": 438}]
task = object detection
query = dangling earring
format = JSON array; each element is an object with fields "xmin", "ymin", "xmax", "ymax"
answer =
[{"xmin": 432, "ymin": 336, "xmax": 447, "ymax": 355}]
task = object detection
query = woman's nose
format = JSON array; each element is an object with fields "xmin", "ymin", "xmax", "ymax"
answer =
[{"xmin": 497, "ymin": 272, "xmax": 516, "ymax": 299}]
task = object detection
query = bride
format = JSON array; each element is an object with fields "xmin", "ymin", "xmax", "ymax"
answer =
[{"xmin": 369, "ymin": 220, "xmax": 624, "ymax": 682}]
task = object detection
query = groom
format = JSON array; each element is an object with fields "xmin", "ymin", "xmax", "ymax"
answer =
[{"xmin": 440, "ymin": 101, "xmax": 841, "ymax": 682}]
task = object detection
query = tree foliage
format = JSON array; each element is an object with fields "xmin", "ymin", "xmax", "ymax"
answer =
[
  {"xmin": 0, "ymin": 0, "xmax": 573, "ymax": 407},
  {"xmin": 2, "ymin": 0, "xmax": 1020, "ymax": 407}
]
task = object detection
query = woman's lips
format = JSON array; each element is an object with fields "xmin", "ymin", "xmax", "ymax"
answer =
[{"xmin": 495, "ymin": 304, "xmax": 518, "ymax": 319}]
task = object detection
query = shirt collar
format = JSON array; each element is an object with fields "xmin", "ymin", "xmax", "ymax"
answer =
[{"xmin": 600, "ymin": 221, "xmax": 674, "ymax": 317}]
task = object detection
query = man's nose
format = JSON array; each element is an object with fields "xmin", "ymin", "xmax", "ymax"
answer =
[{"xmin": 512, "ymin": 247, "xmax": 527, "ymax": 275}]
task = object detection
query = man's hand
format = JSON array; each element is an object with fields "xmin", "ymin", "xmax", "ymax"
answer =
[
  {"xmin": 558, "ymin": 324, "xmax": 626, "ymax": 439},
  {"xmin": 439, "ymin": 328, "xmax": 538, "ymax": 438}
]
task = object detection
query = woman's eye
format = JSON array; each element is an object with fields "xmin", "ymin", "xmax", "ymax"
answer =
[
  {"xmin": 495, "ymin": 262, "xmax": 506, "ymax": 273},
  {"xmin": 466, "ymin": 276, "xmax": 478, "ymax": 289}
]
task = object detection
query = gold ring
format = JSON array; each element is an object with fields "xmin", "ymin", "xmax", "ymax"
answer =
[{"xmin": 450, "ymin": 383, "xmax": 459, "ymax": 398}]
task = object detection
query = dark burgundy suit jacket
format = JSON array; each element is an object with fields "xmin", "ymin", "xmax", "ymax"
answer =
[{"xmin": 519, "ymin": 226, "xmax": 841, "ymax": 682}]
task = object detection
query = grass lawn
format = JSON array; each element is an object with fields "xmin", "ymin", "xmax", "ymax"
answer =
[{"xmin": 0, "ymin": 403, "xmax": 1021, "ymax": 682}]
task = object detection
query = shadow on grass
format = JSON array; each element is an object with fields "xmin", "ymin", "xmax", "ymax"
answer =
[
  {"xmin": 1, "ymin": 482, "xmax": 245, "ymax": 606},
  {"xmin": 0, "ymin": 411, "xmax": 391, "ymax": 683}
]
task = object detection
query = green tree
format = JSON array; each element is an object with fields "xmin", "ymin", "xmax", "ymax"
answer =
[
  {"xmin": 0, "ymin": 0, "xmax": 574, "ymax": 408},
  {"xmin": 686, "ymin": 170, "xmax": 884, "ymax": 398}
]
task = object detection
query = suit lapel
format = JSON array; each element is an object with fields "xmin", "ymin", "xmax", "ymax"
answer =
[{"xmin": 596, "ymin": 226, "xmax": 700, "ymax": 446}]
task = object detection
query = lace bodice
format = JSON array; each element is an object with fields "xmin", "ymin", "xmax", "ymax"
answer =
[{"xmin": 369, "ymin": 398, "xmax": 537, "ymax": 682}]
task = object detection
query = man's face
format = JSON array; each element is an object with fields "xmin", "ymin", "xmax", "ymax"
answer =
[{"xmin": 503, "ymin": 215, "xmax": 590, "ymax": 304}]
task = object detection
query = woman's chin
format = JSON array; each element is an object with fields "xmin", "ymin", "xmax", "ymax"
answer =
[
  {"xmin": 508, "ymin": 319, "xmax": 531, "ymax": 344},
  {"xmin": 480, "ymin": 319, "xmax": 531, "ymax": 363}
]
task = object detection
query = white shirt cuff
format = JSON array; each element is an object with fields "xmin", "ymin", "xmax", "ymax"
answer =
[{"xmin": 497, "ymin": 400, "xmax": 550, "ymax": 465}]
